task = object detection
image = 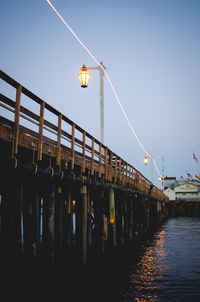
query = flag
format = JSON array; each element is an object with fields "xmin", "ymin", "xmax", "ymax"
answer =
[
  {"xmin": 187, "ymin": 173, "xmax": 193, "ymax": 178},
  {"xmin": 193, "ymin": 153, "xmax": 198, "ymax": 163},
  {"xmin": 195, "ymin": 174, "xmax": 200, "ymax": 180}
]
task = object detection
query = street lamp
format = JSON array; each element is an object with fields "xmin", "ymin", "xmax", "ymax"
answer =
[
  {"xmin": 78, "ymin": 65, "xmax": 91, "ymax": 88},
  {"xmin": 78, "ymin": 61, "xmax": 106, "ymax": 144},
  {"xmin": 144, "ymin": 155, "xmax": 154, "ymax": 183}
]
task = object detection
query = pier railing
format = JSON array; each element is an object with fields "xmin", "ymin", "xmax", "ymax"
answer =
[{"xmin": 0, "ymin": 70, "xmax": 166, "ymax": 201}]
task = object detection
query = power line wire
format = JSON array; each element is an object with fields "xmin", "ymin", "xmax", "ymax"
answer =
[{"xmin": 45, "ymin": 0, "xmax": 162, "ymax": 178}]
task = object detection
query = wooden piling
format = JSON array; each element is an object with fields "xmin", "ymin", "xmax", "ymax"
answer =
[
  {"xmin": 65, "ymin": 188, "xmax": 73, "ymax": 248},
  {"xmin": 80, "ymin": 184, "xmax": 88, "ymax": 263},
  {"xmin": 32, "ymin": 192, "xmax": 41, "ymax": 256},
  {"xmin": 0, "ymin": 180, "xmax": 22, "ymax": 250},
  {"xmin": 93, "ymin": 188, "xmax": 105, "ymax": 254},
  {"xmin": 43, "ymin": 181, "xmax": 56, "ymax": 263},
  {"xmin": 108, "ymin": 187, "xmax": 117, "ymax": 249},
  {"xmin": 55, "ymin": 185, "xmax": 64, "ymax": 249}
]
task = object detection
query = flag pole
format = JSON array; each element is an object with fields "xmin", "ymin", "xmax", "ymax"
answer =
[
  {"xmin": 192, "ymin": 151, "xmax": 196, "ymax": 179},
  {"xmin": 192, "ymin": 158, "xmax": 194, "ymax": 179}
]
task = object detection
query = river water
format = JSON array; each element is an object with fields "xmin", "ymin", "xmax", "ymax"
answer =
[
  {"xmin": 119, "ymin": 217, "xmax": 200, "ymax": 302},
  {"xmin": 1, "ymin": 217, "xmax": 200, "ymax": 301}
]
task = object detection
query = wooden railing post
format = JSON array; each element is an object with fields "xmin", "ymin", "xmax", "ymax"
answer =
[
  {"xmin": 115, "ymin": 155, "xmax": 118, "ymax": 183},
  {"xmin": 130, "ymin": 166, "xmax": 134, "ymax": 185},
  {"xmin": 98, "ymin": 143, "xmax": 102, "ymax": 178},
  {"xmin": 56, "ymin": 113, "xmax": 62, "ymax": 167},
  {"xmin": 122, "ymin": 161, "xmax": 125, "ymax": 184},
  {"xmin": 104, "ymin": 148, "xmax": 108, "ymax": 180},
  {"xmin": 37, "ymin": 101, "xmax": 45, "ymax": 161},
  {"xmin": 109, "ymin": 151, "xmax": 113, "ymax": 182},
  {"xmin": 14, "ymin": 85, "xmax": 22, "ymax": 154},
  {"xmin": 126, "ymin": 162, "xmax": 128, "ymax": 184},
  {"xmin": 91, "ymin": 138, "xmax": 94, "ymax": 175},
  {"xmin": 119, "ymin": 159, "xmax": 121, "ymax": 183},
  {"xmin": 128, "ymin": 165, "xmax": 131, "ymax": 185},
  {"xmin": 71, "ymin": 123, "xmax": 75, "ymax": 171},
  {"xmin": 82, "ymin": 131, "xmax": 86, "ymax": 174}
]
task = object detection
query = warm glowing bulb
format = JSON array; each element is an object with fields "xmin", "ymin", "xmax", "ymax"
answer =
[
  {"xmin": 144, "ymin": 156, "xmax": 148, "ymax": 165},
  {"xmin": 78, "ymin": 65, "xmax": 91, "ymax": 88},
  {"xmin": 109, "ymin": 218, "xmax": 115, "ymax": 224}
]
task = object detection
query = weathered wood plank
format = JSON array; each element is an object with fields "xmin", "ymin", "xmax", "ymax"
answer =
[{"xmin": 56, "ymin": 113, "xmax": 62, "ymax": 166}]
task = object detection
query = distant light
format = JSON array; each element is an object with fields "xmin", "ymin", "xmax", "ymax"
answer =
[
  {"xmin": 144, "ymin": 156, "xmax": 148, "ymax": 165},
  {"xmin": 158, "ymin": 176, "xmax": 162, "ymax": 181},
  {"xmin": 78, "ymin": 65, "xmax": 91, "ymax": 88}
]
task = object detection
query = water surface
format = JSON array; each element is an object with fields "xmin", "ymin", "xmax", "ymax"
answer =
[{"xmin": 121, "ymin": 217, "xmax": 200, "ymax": 302}]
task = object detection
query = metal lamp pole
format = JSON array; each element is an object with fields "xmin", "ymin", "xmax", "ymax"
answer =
[
  {"xmin": 78, "ymin": 61, "xmax": 106, "ymax": 144},
  {"xmin": 144, "ymin": 155, "xmax": 154, "ymax": 184}
]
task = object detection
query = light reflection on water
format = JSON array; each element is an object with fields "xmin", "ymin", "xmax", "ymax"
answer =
[
  {"xmin": 130, "ymin": 229, "xmax": 167, "ymax": 302},
  {"xmin": 122, "ymin": 217, "xmax": 200, "ymax": 302}
]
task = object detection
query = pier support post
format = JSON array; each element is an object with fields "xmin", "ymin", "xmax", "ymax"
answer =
[
  {"xmin": 43, "ymin": 181, "xmax": 56, "ymax": 264},
  {"xmin": 55, "ymin": 185, "xmax": 64, "ymax": 249},
  {"xmin": 80, "ymin": 184, "xmax": 88, "ymax": 264},
  {"xmin": 23, "ymin": 184, "xmax": 34, "ymax": 254},
  {"xmin": 124, "ymin": 194, "xmax": 129, "ymax": 243},
  {"xmin": 32, "ymin": 191, "xmax": 41, "ymax": 257},
  {"xmin": 144, "ymin": 197, "xmax": 150, "ymax": 232},
  {"xmin": 93, "ymin": 188, "xmax": 105, "ymax": 255},
  {"xmin": 108, "ymin": 187, "xmax": 116, "ymax": 249},
  {"xmin": 129, "ymin": 198, "xmax": 134, "ymax": 241},
  {"xmin": 115, "ymin": 191, "xmax": 124, "ymax": 247},
  {"xmin": 157, "ymin": 200, "xmax": 161, "ymax": 224},
  {"xmin": 65, "ymin": 187, "xmax": 73, "ymax": 248},
  {"xmin": 0, "ymin": 180, "xmax": 22, "ymax": 250},
  {"xmin": 87, "ymin": 188, "xmax": 93, "ymax": 248}
]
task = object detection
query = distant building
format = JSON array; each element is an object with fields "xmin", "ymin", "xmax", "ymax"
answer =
[
  {"xmin": 174, "ymin": 183, "xmax": 199, "ymax": 200},
  {"xmin": 163, "ymin": 177, "xmax": 200, "ymax": 201},
  {"xmin": 163, "ymin": 187, "xmax": 176, "ymax": 200},
  {"xmin": 163, "ymin": 177, "xmax": 176, "ymax": 190}
]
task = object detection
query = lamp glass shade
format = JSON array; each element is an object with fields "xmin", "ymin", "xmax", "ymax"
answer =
[
  {"xmin": 144, "ymin": 156, "xmax": 148, "ymax": 165},
  {"xmin": 78, "ymin": 68, "xmax": 91, "ymax": 88}
]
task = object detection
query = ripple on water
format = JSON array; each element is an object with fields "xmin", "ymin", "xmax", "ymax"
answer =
[{"xmin": 121, "ymin": 217, "xmax": 200, "ymax": 302}]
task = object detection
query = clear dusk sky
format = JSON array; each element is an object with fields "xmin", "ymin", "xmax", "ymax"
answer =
[{"xmin": 1, "ymin": 0, "xmax": 200, "ymax": 188}]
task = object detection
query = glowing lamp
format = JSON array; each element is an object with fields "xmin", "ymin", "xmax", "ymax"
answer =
[
  {"xmin": 78, "ymin": 65, "xmax": 91, "ymax": 88},
  {"xmin": 109, "ymin": 218, "xmax": 115, "ymax": 224},
  {"xmin": 144, "ymin": 156, "xmax": 148, "ymax": 165},
  {"xmin": 158, "ymin": 176, "xmax": 162, "ymax": 181}
]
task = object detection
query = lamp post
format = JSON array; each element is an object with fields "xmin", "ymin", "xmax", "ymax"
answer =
[
  {"xmin": 158, "ymin": 157, "xmax": 165, "ymax": 190},
  {"xmin": 78, "ymin": 61, "xmax": 106, "ymax": 144},
  {"xmin": 144, "ymin": 155, "xmax": 154, "ymax": 184}
]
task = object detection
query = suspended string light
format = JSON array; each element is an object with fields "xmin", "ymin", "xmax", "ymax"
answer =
[{"xmin": 45, "ymin": 0, "xmax": 162, "ymax": 179}]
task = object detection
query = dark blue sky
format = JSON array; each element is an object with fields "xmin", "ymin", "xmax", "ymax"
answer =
[{"xmin": 1, "ymin": 0, "xmax": 200, "ymax": 188}]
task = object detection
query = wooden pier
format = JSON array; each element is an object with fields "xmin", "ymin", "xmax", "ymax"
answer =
[{"xmin": 0, "ymin": 70, "xmax": 169, "ymax": 266}]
